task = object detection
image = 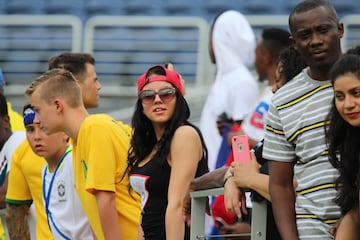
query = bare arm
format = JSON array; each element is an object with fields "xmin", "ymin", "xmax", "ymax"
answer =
[
  {"xmin": 94, "ymin": 190, "xmax": 121, "ymax": 240},
  {"xmin": 138, "ymin": 215, "xmax": 144, "ymax": 240},
  {"xmin": 5, "ymin": 203, "xmax": 30, "ymax": 240},
  {"xmin": 333, "ymin": 207, "xmax": 360, "ymax": 239},
  {"xmin": 167, "ymin": 126, "xmax": 202, "ymax": 240},
  {"xmin": 190, "ymin": 167, "xmax": 228, "ymax": 191},
  {"xmin": 223, "ymin": 168, "xmax": 247, "ymax": 219},
  {"xmin": 268, "ymin": 160, "xmax": 299, "ymax": 239}
]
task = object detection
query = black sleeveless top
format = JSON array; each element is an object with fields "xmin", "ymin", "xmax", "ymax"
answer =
[{"xmin": 130, "ymin": 126, "xmax": 208, "ymax": 240}]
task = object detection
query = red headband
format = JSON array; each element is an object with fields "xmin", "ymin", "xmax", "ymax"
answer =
[{"xmin": 137, "ymin": 65, "xmax": 184, "ymax": 95}]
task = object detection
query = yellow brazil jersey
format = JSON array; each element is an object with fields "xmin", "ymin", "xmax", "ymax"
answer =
[
  {"xmin": 5, "ymin": 140, "xmax": 53, "ymax": 239},
  {"xmin": 7, "ymin": 102, "xmax": 25, "ymax": 131},
  {"xmin": 73, "ymin": 114, "xmax": 140, "ymax": 240}
]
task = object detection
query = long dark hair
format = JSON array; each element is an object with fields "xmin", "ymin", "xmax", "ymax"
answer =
[
  {"xmin": 326, "ymin": 53, "xmax": 360, "ymax": 214},
  {"xmin": 128, "ymin": 88, "xmax": 190, "ymax": 167}
]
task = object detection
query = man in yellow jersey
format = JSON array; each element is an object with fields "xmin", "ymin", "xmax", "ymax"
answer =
[
  {"xmin": 26, "ymin": 69, "xmax": 140, "ymax": 240},
  {"xmin": 5, "ymin": 53, "xmax": 113, "ymax": 239}
]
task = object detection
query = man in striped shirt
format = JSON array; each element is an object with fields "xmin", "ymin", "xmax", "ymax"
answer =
[{"xmin": 264, "ymin": 0, "xmax": 343, "ymax": 239}]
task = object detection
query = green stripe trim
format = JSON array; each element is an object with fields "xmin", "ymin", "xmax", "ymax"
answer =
[{"xmin": 5, "ymin": 198, "xmax": 33, "ymax": 205}]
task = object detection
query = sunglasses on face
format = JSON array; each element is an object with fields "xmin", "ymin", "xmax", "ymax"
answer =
[{"xmin": 139, "ymin": 87, "xmax": 177, "ymax": 104}]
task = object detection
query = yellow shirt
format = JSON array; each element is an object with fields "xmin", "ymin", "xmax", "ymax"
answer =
[
  {"xmin": 5, "ymin": 140, "xmax": 53, "ymax": 239},
  {"xmin": 7, "ymin": 102, "xmax": 25, "ymax": 131},
  {"xmin": 73, "ymin": 114, "xmax": 140, "ymax": 240}
]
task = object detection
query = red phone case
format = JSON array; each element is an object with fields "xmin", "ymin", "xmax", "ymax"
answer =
[{"xmin": 232, "ymin": 135, "xmax": 250, "ymax": 163}]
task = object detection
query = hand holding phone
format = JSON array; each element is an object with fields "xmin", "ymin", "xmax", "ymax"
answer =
[{"xmin": 232, "ymin": 135, "xmax": 250, "ymax": 163}]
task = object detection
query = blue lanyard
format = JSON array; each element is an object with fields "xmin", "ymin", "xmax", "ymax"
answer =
[{"xmin": 42, "ymin": 147, "xmax": 72, "ymax": 240}]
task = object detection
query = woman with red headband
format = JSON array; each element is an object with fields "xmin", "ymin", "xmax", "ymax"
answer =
[{"xmin": 126, "ymin": 65, "xmax": 208, "ymax": 239}]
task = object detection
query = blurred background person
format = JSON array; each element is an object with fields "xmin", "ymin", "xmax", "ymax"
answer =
[{"xmin": 199, "ymin": 10, "xmax": 259, "ymax": 172}]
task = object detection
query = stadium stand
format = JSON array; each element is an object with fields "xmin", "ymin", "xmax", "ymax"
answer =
[
  {"xmin": 85, "ymin": 0, "xmax": 124, "ymax": 18},
  {"xmin": 331, "ymin": 0, "xmax": 359, "ymax": 15},
  {"xmin": 0, "ymin": 1, "xmax": 4, "ymax": 14},
  {"xmin": 203, "ymin": 0, "xmax": 242, "ymax": 16},
  {"xmin": 242, "ymin": 0, "xmax": 281, "ymax": 14},
  {"xmin": 123, "ymin": 0, "xmax": 163, "ymax": 16},
  {"xmin": 0, "ymin": 15, "xmax": 82, "ymax": 86},
  {"xmin": 83, "ymin": 16, "xmax": 211, "ymax": 101},
  {"xmin": 282, "ymin": 0, "xmax": 302, "ymax": 12},
  {"xmin": 0, "ymin": 1, "xmax": 360, "ymax": 238},
  {"xmin": 0, "ymin": 0, "xmax": 360, "ymax": 120},
  {"xmin": 5, "ymin": 0, "xmax": 45, "ymax": 14},
  {"xmin": 163, "ymin": 0, "xmax": 202, "ymax": 16},
  {"xmin": 45, "ymin": 0, "xmax": 85, "ymax": 16}
]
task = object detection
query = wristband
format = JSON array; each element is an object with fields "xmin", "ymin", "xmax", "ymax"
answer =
[{"xmin": 223, "ymin": 174, "xmax": 233, "ymax": 186}]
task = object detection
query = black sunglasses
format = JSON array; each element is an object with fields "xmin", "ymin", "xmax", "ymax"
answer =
[{"xmin": 139, "ymin": 87, "xmax": 177, "ymax": 104}]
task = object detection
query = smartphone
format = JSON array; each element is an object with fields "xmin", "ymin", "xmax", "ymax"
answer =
[{"xmin": 232, "ymin": 135, "xmax": 250, "ymax": 163}]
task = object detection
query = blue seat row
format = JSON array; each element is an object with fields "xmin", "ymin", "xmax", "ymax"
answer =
[{"xmin": 1, "ymin": 0, "xmax": 358, "ymax": 21}]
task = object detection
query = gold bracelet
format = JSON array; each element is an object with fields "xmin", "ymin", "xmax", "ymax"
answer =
[{"xmin": 223, "ymin": 174, "xmax": 233, "ymax": 186}]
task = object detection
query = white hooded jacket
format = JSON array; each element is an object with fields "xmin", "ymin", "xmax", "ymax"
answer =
[{"xmin": 200, "ymin": 10, "xmax": 259, "ymax": 171}]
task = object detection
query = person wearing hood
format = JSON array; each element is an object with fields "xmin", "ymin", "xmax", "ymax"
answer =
[
  {"xmin": 199, "ymin": 10, "xmax": 259, "ymax": 238},
  {"xmin": 199, "ymin": 10, "xmax": 259, "ymax": 173}
]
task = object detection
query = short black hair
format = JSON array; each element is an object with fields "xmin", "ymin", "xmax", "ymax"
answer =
[
  {"xmin": 289, "ymin": 0, "xmax": 338, "ymax": 33},
  {"xmin": 279, "ymin": 47, "xmax": 307, "ymax": 83},
  {"xmin": 262, "ymin": 28, "xmax": 291, "ymax": 58},
  {"xmin": 48, "ymin": 52, "xmax": 95, "ymax": 81},
  {"xmin": 0, "ymin": 93, "xmax": 8, "ymax": 117}
]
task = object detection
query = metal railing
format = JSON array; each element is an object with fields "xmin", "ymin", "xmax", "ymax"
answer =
[{"xmin": 190, "ymin": 187, "xmax": 267, "ymax": 240}]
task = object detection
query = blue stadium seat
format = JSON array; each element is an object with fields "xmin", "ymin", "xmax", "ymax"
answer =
[
  {"xmin": 242, "ymin": 0, "xmax": 281, "ymax": 14},
  {"xmin": 2, "ymin": 51, "xmax": 46, "ymax": 85},
  {"xmin": 0, "ymin": 1, "xmax": 5, "ymax": 14},
  {"xmin": 85, "ymin": 0, "xmax": 124, "ymax": 16},
  {"xmin": 202, "ymin": 0, "xmax": 248, "ymax": 20},
  {"xmin": 45, "ymin": 0, "xmax": 84, "ymax": 16},
  {"xmin": 282, "ymin": 0, "xmax": 359, "ymax": 17},
  {"xmin": 163, "ymin": 0, "xmax": 201, "ymax": 16},
  {"xmin": 281, "ymin": 0, "xmax": 301, "ymax": 13},
  {"xmin": 123, "ymin": 0, "xmax": 163, "ymax": 15},
  {"xmin": 203, "ymin": 0, "xmax": 236, "ymax": 15},
  {"xmin": 5, "ymin": 0, "xmax": 45, "ymax": 14},
  {"xmin": 331, "ymin": 0, "xmax": 359, "ymax": 16}
]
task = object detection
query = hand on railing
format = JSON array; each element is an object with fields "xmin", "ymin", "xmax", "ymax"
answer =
[{"xmin": 223, "ymin": 174, "xmax": 248, "ymax": 219}]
